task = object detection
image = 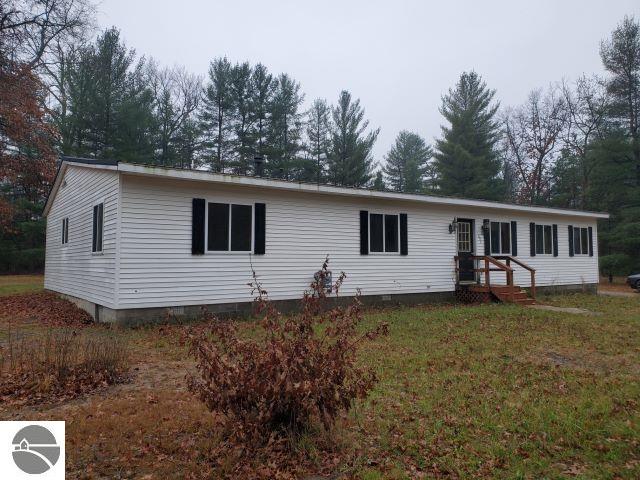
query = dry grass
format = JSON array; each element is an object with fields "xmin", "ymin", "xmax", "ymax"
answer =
[{"xmin": 0, "ymin": 328, "xmax": 129, "ymax": 405}]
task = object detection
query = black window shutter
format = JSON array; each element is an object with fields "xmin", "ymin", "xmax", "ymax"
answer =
[
  {"xmin": 483, "ymin": 219, "xmax": 490, "ymax": 255},
  {"xmin": 588, "ymin": 226, "xmax": 593, "ymax": 256},
  {"xmin": 192, "ymin": 198, "xmax": 205, "ymax": 255},
  {"xmin": 254, "ymin": 203, "xmax": 266, "ymax": 255},
  {"xmin": 97, "ymin": 203, "xmax": 103, "ymax": 252},
  {"xmin": 568, "ymin": 225, "xmax": 574, "ymax": 257},
  {"xmin": 552, "ymin": 224, "xmax": 558, "ymax": 257},
  {"xmin": 92, "ymin": 205, "xmax": 97, "ymax": 252},
  {"xmin": 510, "ymin": 221, "xmax": 518, "ymax": 256},
  {"xmin": 360, "ymin": 210, "xmax": 369, "ymax": 255},
  {"xmin": 400, "ymin": 213, "xmax": 408, "ymax": 256},
  {"xmin": 529, "ymin": 222, "xmax": 536, "ymax": 256}
]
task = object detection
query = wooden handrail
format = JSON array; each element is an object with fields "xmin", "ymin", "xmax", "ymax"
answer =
[
  {"xmin": 484, "ymin": 256, "xmax": 513, "ymax": 273},
  {"xmin": 455, "ymin": 254, "xmax": 536, "ymax": 301},
  {"xmin": 492, "ymin": 255, "xmax": 536, "ymax": 299},
  {"xmin": 492, "ymin": 255, "xmax": 535, "ymax": 273}
]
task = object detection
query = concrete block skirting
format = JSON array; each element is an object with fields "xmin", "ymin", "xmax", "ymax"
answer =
[
  {"xmin": 52, "ymin": 290, "xmax": 454, "ymax": 326},
  {"xmin": 51, "ymin": 283, "xmax": 598, "ymax": 326},
  {"xmin": 530, "ymin": 283, "xmax": 598, "ymax": 295}
]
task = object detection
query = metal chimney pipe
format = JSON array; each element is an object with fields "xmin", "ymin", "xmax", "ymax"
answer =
[{"xmin": 254, "ymin": 156, "xmax": 264, "ymax": 177}]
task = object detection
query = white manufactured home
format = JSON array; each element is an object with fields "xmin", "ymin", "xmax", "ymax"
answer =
[{"xmin": 43, "ymin": 157, "xmax": 608, "ymax": 323}]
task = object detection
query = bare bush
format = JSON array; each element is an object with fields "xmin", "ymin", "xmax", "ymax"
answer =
[
  {"xmin": 0, "ymin": 328, "xmax": 129, "ymax": 403},
  {"xmin": 186, "ymin": 257, "xmax": 388, "ymax": 443}
]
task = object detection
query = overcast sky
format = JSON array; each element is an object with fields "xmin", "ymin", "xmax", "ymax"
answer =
[{"xmin": 97, "ymin": 0, "xmax": 639, "ymax": 163}]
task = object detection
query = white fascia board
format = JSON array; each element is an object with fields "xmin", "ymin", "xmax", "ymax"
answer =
[{"xmin": 117, "ymin": 163, "xmax": 609, "ymax": 220}]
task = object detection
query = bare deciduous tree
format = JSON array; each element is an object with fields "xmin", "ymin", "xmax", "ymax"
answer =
[
  {"xmin": 0, "ymin": 0, "xmax": 94, "ymax": 68},
  {"xmin": 561, "ymin": 76, "xmax": 609, "ymax": 207},
  {"xmin": 150, "ymin": 63, "xmax": 202, "ymax": 166},
  {"xmin": 503, "ymin": 86, "xmax": 568, "ymax": 204}
]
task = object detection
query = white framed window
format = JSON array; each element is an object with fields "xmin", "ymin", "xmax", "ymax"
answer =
[
  {"xmin": 369, "ymin": 213, "xmax": 399, "ymax": 253},
  {"xmin": 535, "ymin": 224, "xmax": 553, "ymax": 255},
  {"xmin": 92, "ymin": 203, "xmax": 103, "ymax": 253},
  {"xmin": 490, "ymin": 221, "xmax": 511, "ymax": 255},
  {"xmin": 573, "ymin": 226, "xmax": 589, "ymax": 255},
  {"xmin": 61, "ymin": 217, "xmax": 69, "ymax": 245},
  {"xmin": 206, "ymin": 202, "xmax": 253, "ymax": 252}
]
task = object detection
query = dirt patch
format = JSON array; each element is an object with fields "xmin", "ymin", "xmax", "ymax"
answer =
[
  {"xmin": 598, "ymin": 290, "xmax": 639, "ymax": 298},
  {"xmin": 545, "ymin": 351, "xmax": 579, "ymax": 367},
  {"xmin": 527, "ymin": 349, "xmax": 640, "ymax": 376},
  {"xmin": 528, "ymin": 304, "xmax": 602, "ymax": 315},
  {"xmin": 127, "ymin": 359, "xmax": 193, "ymax": 391}
]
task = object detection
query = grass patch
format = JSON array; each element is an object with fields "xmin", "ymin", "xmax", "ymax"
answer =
[
  {"xmin": 0, "ymin": 274, "xmax": 43, "ymax": 296},
  {"xmin": 349, "ymin": 299, "xmax": 640, "ymax": 479}
]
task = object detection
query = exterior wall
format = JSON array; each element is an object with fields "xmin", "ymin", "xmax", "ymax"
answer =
[
  {"xmin": 117, "ymin": 174, "xmax": 600, "ymax": 310},
  {"xmin": 44, "ymin": 165, "xmax": 119, "ymax": 309},
  {"xmin": 463, "ymin": 210, "xmax": 599, "ymax": 288}
]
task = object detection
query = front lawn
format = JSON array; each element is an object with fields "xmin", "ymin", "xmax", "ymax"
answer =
[{"xmin": 0, "ymin": 291, "xmax": 638, "ymax": 478}]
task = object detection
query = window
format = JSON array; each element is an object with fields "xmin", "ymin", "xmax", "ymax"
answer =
[
  {"xmin": 574, "ymin": 226, "xmax": 589, "ymax": 255},
  {"xmin": 61, "ymin": 217, "xmax": 69, "ymax": 245},
  {"xmin": 457, "ymin": 221, "xmax": 471, "ymax": 252},
  {"xmin": 369, "ymin": 213, "xmax": 399, "ymax": 253},
  {"xmin": 92, "ymin": 203, "xmax": 103, "ymax": 253},
  {"xmin": 535, "ymin": 224, "xmax": 553, "ymax": 254},
  {"xmin": 207, "ymin": 202, "xmax": 253, "ymax": 252},
  {"xmin": 490, "ymin": 221, "xmax": 511, "ymax": 254}
]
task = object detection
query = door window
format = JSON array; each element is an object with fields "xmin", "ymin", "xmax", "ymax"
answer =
[{"xmin": 458, "ymin": 221, "xmax": 471, "ymax": 252}]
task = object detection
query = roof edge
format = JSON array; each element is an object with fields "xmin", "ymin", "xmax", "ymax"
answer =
[
  {"xmin": 118, "ymin": 162, "xmax": 610, "ymax": 219},
  {"xmin": 42, "ymin": 157, "xmax": 610, "ymax": 219},
  {"xmin": 42, "ymin": 157, "xmax": 119, "ymax": 216}
]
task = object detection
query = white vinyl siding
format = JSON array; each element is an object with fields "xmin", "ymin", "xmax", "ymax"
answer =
[
  {"xmin": 117, "ymin": 175, "xmax": 456, "ymax": 308},
  {"xmin": 477, "ymin": 216, "xmax": 598, "ymax": 287},
  {"xmin": 44, "ymin": 166, "xmax": 118, "ymax": 308},
  {"xmin": 115, "ymin": 175, "xmax": 600, "ymax": 309},
  {"xmin": 43, "ymin": 165, "xmax": 601, "ymax": 312}
]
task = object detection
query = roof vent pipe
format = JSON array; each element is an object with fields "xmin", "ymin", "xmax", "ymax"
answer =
[{"xmin": 254, "ymin": 156, "xmax": 264, "ymax": 177}]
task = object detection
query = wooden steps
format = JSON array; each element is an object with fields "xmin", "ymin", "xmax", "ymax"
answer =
[{"xmin": 469, "ymin": 284, "xmax": 535, "ymax": 305}]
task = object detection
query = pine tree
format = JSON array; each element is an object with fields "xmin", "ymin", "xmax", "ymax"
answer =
[
  {"xmin": 327, "ymin": 90, "xmax": 379, "ymax": 187},
  {"xmin": 200, "ymin": 57, "xmax": 234, "ymax": 172},
  {"xmin": 600, "ymin": 15, "xmax": 640, "ymax": 186},
  {"xmin": 383, "ymin": 131, "xmax": 432, "ymax": 193},
  {"xmin": 229, "ymin": 61, "xmax": 254, "ymax": 174},
  {"xmin": 306, "ymin": 98, "xmax": 331, "ymax": 183},
  {"xmin": 173, "ymin": 117, "xmax": 201, "ymax": 168},
  {"xmin": 62, "ymin": 28, "xmax": 155, "ymax": 162},
  {"xmin": 433, "ymin": 71, "xmax": 503, "ymax": 200},
  {"xmin": 114, "ymin": 57, "xmax": 156, "ymax": 163},
  {"xmin": 249, "ymin": 63, "xmax": 274, "ymax": 160},
  {"xmin": 373, "ymin": 171, "xmax": 385, "ymax": 191},
  {"xmin": 266, "ymin": 73, "xmax": 304, "ymax": 179}
]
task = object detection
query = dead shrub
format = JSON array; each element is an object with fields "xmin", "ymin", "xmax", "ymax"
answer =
[
  {"xmin": 186, "ymin": 257, "xmax": 388, "ymax": 444},
  {"xmin": 0, "ymin": 328, "xmax": 129, "ymax": 404}
]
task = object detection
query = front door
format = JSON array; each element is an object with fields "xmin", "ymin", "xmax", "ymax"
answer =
[{"xmin": 457, "ymin": 219, "xmax": 475, "ymax": 282}]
